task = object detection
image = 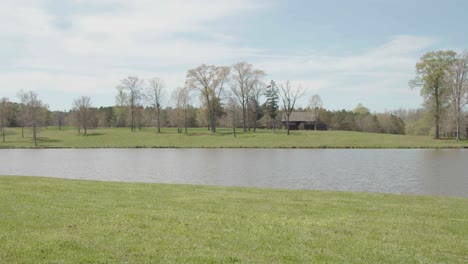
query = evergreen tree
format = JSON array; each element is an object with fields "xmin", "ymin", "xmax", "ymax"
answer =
[{"xmin": 264, "ymin": 80, "xmax": 279, "ymax": 131}]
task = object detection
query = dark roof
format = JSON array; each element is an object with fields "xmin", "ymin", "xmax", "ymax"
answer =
[{"xmin": 282, "ymin": 112, "xmax": 315, "ymax": 122}]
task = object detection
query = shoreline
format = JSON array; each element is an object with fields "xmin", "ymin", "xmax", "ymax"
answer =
[{"xmin": 3, "ymin": 175, "xmax": 468, "ymax": 199}]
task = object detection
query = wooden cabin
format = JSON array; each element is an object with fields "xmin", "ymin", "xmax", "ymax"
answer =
[{"xmin": 281, "ymin": 112, "xmax": 327, "ymax": 130}]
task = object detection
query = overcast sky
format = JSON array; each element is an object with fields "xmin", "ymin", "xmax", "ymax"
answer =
[{"xmin": 1, "ymin": 0, "xmax": 467, "ymax": 111}]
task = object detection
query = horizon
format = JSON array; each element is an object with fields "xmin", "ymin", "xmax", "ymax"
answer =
[{"xmin": 1, "ymin": 0, "xmax": 467, "ymax": 112}]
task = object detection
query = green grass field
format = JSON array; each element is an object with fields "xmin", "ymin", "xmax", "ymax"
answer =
[
  {"xmin": 1, "ymin": 126, "xmax": 468, "ymax": 148},
  {"xmin": 1, "ymin": 176, "xmax": 467, "ymax": 263}
]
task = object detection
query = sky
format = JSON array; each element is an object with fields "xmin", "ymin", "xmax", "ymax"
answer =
[{"xmin": 1, "ymin": 0, "xmax": 467, "ymax": 112}]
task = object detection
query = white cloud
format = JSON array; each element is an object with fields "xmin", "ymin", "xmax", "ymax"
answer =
[{"xmin": 0, "ymin": 0, "xmax": 436, "ymax": 111}]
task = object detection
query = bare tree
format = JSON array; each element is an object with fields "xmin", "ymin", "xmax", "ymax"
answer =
[
  {"xmin": 186, "ymin": 64, "xmax": 230, "ymax": 133},
  {"xmin": 279, "ymin": 81, "xmax": 306, "ymax": 135},
  {"xmin": 250, "ymin": 78, "xmax": 266, "ymax": 132},
  {"xmin": 146, "ymin": 77, "xmax": 165, "ymax": 133},
  {"xmin": 446, "ymin": 51, "xmax": 468, "ymax": 140},
  {"xmin": 172, "ymin": 87, "xmax": 191, "ymax": 134},
  {"xmin": 0, "ymin": 97, "xmax": 8, "ymax": 143},
  {"xmin": 115, "ymin": 86, "xmax": 128, "ymax": 127},
  {"xmin": 230, "ymin": 62, "xmax": 266, "ymax": 132},
  {"xmin": 72, "ymin": 96, "xmax": 92, "ymax": 135},
  {"xmin": 17, "ymin": 90, "xmax": 27, "ymax": 138},
  {"xmin": 41, "ymin": 104, "xmax": 50, "ymax": 130},
  {"xmin": 117, "ymin": 76, "xmax": 143, "ymax": 132},
  {"xmin": 227, "ymin": 96, "xmax": 238, "ymax": 137},
  {"xmin": 309, "ymin": 94, "xmax": 323, "ymax": 130},
  {"xmin": 23, "ymin": 91, "xmax": 43, "ymax": 146}
]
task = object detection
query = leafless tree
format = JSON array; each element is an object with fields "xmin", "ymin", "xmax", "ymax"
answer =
[
  {"xmin": 227, "ymin": 96, "xmax": 238, "ymax": 137},
  {"xmin": 72, "ymin": 96, "xmax": 92, "ymax": 135},
  {"xmin": 186, "ymin": 64, "xmax": 230, "ymax": 132},
  {"xmin": 446, "ymin": 51, "xmax": 468, "ymax": 140},
  {"xmin": 117, "ymin": 76, "xmax": 143, "ymax": 132},
  {"xmin": 250, "ymin": 78, "xmax": 266, "ymax": 132},
  {"xmin": 309, "ymin": 94, "xmax": 323, "ymax": 130},
  {"xmin": 16, "ymin": 90, "xmax": 27, "ymax": 138},
  {"xmin": 1, "ymin": 97, "xmax": 8, "ymax": 143},
  {"xmin": 279, "ymin": 81, "xmax": 306, "ymax": 135},
  {"xmin": 146, "ymin": 77, "xmax": 165, "ymax": 133},
  {"xmin": 230, "ymin": 62, "xmax": 266, "ymax": 132},
  {"xmin": 23, "ymin": 91, "xmax": 43, "ymax": 146},
  {"xmin": 172, "ymin": 87, "xmax": 191, "ymax": 134},
  {"xmin": 115, "ymin": 86, "xmax": 128, "ymax": 127}
]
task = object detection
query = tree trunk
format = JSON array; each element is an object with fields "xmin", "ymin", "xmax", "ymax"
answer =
[
  {"xmin": 131, "ymin": 107, "xmax": 134, "ymax": 132},
  {"xmin": 184, "ymin": 107, "xmax": 187, "ymax": 134},
  {"xmin": 157, "ymin": 107, "xmax": 161, "ymax": 133},
  {"xmin": 210, "ymin": 110, "xmax": 216, "ymax": 133},
  {"xmin": 286, "ymin": 114, "xmax": 290, "ymax": 135},
  {"xmin": 246, "ymin": 102, "xmax": 250, "ymax": 131},
  {"xmin": 272, "ymin": 117, "xmax": 275, "ymax": 133},
  {"xmin": 233, "ymin": 109, "xmax": 236, "ymax": 138},
  {"xmin": 21, "ymin": 126, "xmax": 24, "ymax": 138},
  {"xmin": 242, "ymin": 105, "xmax": 246, "ymax": 132},
  {"xmin": 314, "ymin": 110, "xmax": 318, "ymax": 131},
  {"xmin": 1, "ymin": 113, "xmax": 4, "ymax": 143},
  {"xmin": 253, "ymin": 106, "xmax": 258, "ymax": 133},
  {"xmin": 33, "ymin": 123, "xmax": 37, "ymax": 146},
  {"xmin": 434, "ymin": 84, "xmax": 440, "ymax": 139}
]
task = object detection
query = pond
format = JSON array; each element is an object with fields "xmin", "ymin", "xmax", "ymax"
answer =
[{"xmin": 1, "ymin": 149, "xmax": 467, "ymax": 197}]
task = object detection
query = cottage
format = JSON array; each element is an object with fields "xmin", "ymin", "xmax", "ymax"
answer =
[{"xmin": 281, "ymin": 112, "xmax": 327, "ymax": 130}]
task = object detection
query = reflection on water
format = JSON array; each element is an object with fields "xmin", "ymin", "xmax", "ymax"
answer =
[{"xmin": 1, "ymin": 149, "xmax": 467, "ymax": 197}]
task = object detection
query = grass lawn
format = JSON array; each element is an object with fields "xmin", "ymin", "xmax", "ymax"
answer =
[
  {"xmin": 0, "ymin": 176, "xmax": 467, "ymax": 263},
  {"xmin": 1, "ymin": 126, "xmax": 468, "ymax": 148}
]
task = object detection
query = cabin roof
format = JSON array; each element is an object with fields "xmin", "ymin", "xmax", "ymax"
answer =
[{"xmin": 282, "ymin": 112, "xmax": 315, "ymax": 122}]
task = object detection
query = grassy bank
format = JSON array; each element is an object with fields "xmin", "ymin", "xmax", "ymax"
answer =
[
  {"xmin": 1, "ymin": 126, "xmax": 468, "ymax": 148},
  {"xmin": 1, "ymin": 176, "xmax": 467, "ymax": 263}
]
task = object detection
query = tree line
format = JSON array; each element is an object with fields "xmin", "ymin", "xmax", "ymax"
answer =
[{"xmin": 1, "ymin": 54, "xmax": 467, "ymax": 145}]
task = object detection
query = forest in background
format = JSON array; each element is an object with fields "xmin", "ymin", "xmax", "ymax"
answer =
[{"xmin": 1, "ymin": 50, "xmax": 467, "ymax": 143}]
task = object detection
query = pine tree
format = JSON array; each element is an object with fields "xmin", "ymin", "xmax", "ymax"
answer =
[{"xmin": 264, "ymin": 80, "xmax": 279, "ymax": 131}]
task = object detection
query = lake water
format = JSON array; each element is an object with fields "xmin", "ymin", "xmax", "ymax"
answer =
[{"xmin": 1, "ymin": 149, "xmax": 467, "ymax": 197}]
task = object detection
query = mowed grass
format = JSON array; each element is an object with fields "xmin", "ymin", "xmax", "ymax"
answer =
[
  {"xmin": 0, "ymin": 176, "xmax": 467, "ymax": 263},
  {"xmin": 1, "ymin": 126, "xmax": 468, "ymax": 148}
]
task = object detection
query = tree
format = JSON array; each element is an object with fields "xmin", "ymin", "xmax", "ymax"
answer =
[
  {"xmin": 353, "ymin": 103, "xmax": 370, "ymax": 115},
  {"xmin": 410, "ymin": 50, "xmax": 457, "ymax": 139},
  {"xmin": 250, "ymin": 78, "xmax": 266, "ymax": 132},
  {"xmin": 227, "ymin": 97, "xmax": 238, "ymax": 137},
  {"xmin": 445, "ymin": 51, "xmax": 468, "ymax": 140},
  {"xmin": 117, "ymin": 76, "xmax": 143, "ymax": 132},
  {"xmin": 0, "ymin": 97, "xmax": 8, "ymax": 143},
  {"xmin": 16, "ymin": 90, "xmax": 27, "ymax": 138},
  {"xmin": 264, "ymin": 80, "xmax": 279, "ymax": 132},
  {"xmin": 72, "ymin": 96, "xmax": 92, "ymax": 135},
  {"xmin": 172, "ymin": 87, "xmax": 191, "ymax": 134},
  {"xmin": 230, "ymin": 62, "xmax": 266, "ymax": 132},
  {"xmin": 186, "ymin": 64, "xmax": 230, "ymax": 133},
  {"xmin": 309, "ymin": 94, "xmax": 323, "ymax": 130},
  {"xmin": 279, "ymin": 81, "xmax": 305, "ymax": 135},
  {"xmin": 115, "ymin": 86, "xmax": 128, "ymax": 127},
  {"xmin": 146, "ymin": 77, "xmax": 165, "ymax": 133},
  {"xmin": 23, "ymin": 91, "xmax": 43, "ymax": 146}
]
